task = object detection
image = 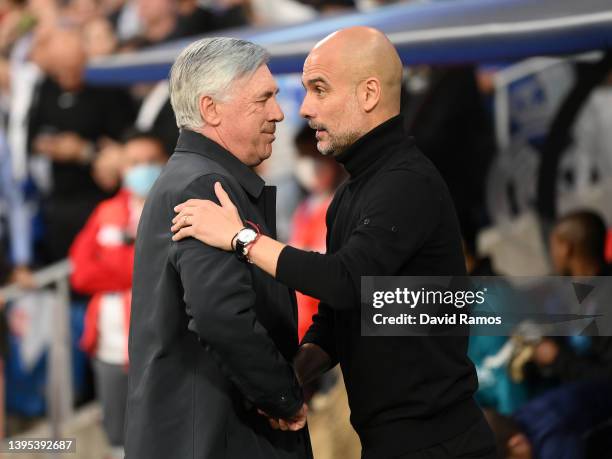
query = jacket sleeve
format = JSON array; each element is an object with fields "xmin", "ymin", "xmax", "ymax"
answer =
[
  {"xmin": 171, "ymin": 174, "xmax": 303, "ymax": 419},
  {"xmin": 69, "ymin": 205, "xmax": 134, "ymax": 294},
  {"xmin": 276, "ymin": 170, "xmax": 440, "ymax": 310},
  {"xmin": 300, "ymin": 301, "xmax": 338, "ymax": 366}
]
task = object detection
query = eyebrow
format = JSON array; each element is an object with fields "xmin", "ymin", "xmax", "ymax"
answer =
[
  {"xmin": 305, "ymin": 77, "xmax": 329, "ymax": 87},
  {"xmin": 257, "ymin": 88, "xmax": 280, "ymax": 99}
]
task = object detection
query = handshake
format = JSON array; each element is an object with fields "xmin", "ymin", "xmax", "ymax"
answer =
[
  {"xmin": 257, "ymin": 403, "xmax": 308, "ymax": 432},
  {"xmin": 255, "ymin": 342, "xmax": 330, "ymax": 432}
]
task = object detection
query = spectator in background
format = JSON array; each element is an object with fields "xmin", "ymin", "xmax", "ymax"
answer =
[
  {"xmin": 175, "ymin": 0, "xmax": 248, "ymax": 36},
  {"xmin": 297, "ymin": 0, "xmax": 354, "ymax": 14},
  {"xmin": 83, "ymin": 17, "xmax": 118, "ymax": 58},
  {"xmin": 402, "ymin": 66, "xmax": 496, "ymax": 241},
  {"xmin": 464, "ymin": 230, "xmax": 529, "ymax": 418},
  {"xmin": 0, "ymin": 125, "xmax": 33, "ymax": 441},
  {"xmin": 121, "ymin": 0, "xmax": 249, "ymax": 50},
  {"xmin": 508, "ymin": 210, "xmax": 612, "ymax": 459},
  {"xmin": 532, "ymin": 210, "xmax": 612, "ymax": 380},
  {"xmin": 28, "ymin": 27, "xmax": 135, "ymax": 262},
  {"xmin": 63, "ymin": 0, "xmax": 102, "ymax": 26},
  {"xmin": 0, "ymin": 0, "xmax": 35, "ymax": 56},
  {"xmin": 0, "ymin": 125, "xmax": 34, "ymax": 288},
  {"xmin": 126, "ymin": 0, "xmax": 178, "ymax": 47},
  {"xmin": 248, "ymin": 0, "xmax": 316, "ymax": 26},
  {"xmin": 289, "ymin": 123, "xmax": 345, "ymax": 341},
  {"xmin": 69, "ymin": 133, "xmax": 168, "ymax": 459}
]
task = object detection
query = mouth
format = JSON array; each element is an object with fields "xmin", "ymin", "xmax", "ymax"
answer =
[{"xmin": 309, "ymin": 122, "xmax": 327, "ymax": 140}]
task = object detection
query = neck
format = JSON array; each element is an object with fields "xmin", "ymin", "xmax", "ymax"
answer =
[
  {"xmin": 193, "ymin": 126, "xmax": 247, "ymax": 165},
  {"xmin": 363, "ymin": 110, "xmax": 401, "ymax": 135}
]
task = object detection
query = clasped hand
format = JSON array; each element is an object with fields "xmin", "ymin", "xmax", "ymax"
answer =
[
  {"xmin": 171, "ymin": 182, "xmax": 243, "ymax": 250},
  {"xmin": 257, "ymin": 403, "xmax": 308, "ymax": 432}
]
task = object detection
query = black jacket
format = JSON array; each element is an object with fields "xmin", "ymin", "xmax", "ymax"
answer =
[
  {"xmin": 28, "ymin": 77, "xmax": 136, "ymax": 262},
  {"xmin": 126, "ymin": 130, "xmax": 311, "ymax": 459},
  {"xmin": 277, "ymin": 116, "xmax": 483, "ymax": 457}
]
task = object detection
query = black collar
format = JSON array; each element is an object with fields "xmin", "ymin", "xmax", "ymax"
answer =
[
  {"xmin": 175, "ymin": 129, "xmax": 265, "ymax": 199},
  {"xmin": 335, "ymin": 115, "xmax": 411, "ymax": 178}
]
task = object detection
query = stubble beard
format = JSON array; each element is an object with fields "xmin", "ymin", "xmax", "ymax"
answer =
[{"xmin": 318, "ymin": 129, "xmax": 361, "ymax": 157}]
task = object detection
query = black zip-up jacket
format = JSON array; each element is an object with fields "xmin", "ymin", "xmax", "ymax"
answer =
[{"xmin": 277, "ymin": 115, "xmax": 483, "ymax": 457}]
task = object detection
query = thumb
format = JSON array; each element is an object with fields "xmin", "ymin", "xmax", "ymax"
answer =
[{"xmin": 214, "ymin": 182, "xmax": 235, "ymax": 209}]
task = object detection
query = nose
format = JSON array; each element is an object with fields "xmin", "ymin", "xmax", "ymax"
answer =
[
  {"xmin": 269, "ymin": 97, "xmax": 284, "ymax": 123},
  {"xmin": 299, "ymin": 92, "xmax": 314, "ymax": 120}
]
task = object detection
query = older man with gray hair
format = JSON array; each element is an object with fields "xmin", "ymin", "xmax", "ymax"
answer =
[{"xmin": 125, "ymin": 37, "xmax": 312, "ymax": 459}]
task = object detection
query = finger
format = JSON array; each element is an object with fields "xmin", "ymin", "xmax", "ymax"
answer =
[
  {"xmin": 171, "ymin": 211, "xmax": 192, "ymax": 226},
  {"xmin": 172, "ymin": 215, "xmax": 194, "ymax": 233},
  {"xmin": 171, "ymin": 215, "xmax": 192, "ymax": 232},
  {"xmin": 173, "ymin": 199, "xmax": 202, "ymax": 212},
  {"xmin": 214, "ymin": 182, "xmax": 236, "ymax": 209},
  {"xmin": 268, "ymin": 418, "xmax": 281, "ymax": 430},
  {"xmin": 289, "ymin": 420, "xmax": 305, "ymax": 431},
  {"xmin": 171, "ymin": 226, "xmax": 194, "ymax": 241},
  {"xmin": 278, "ymin": 419, "xmax": 289, "ymax": 431}
]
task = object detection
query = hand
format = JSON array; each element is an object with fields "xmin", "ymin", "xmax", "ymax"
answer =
[
  {"xmin": 171, "ymin": 182, "xmax": 243, "ymax": 250},
  {"xmin": 34, "ymin": 132, "xmax": 91, "ymax": 163},
  {"xmin": 10, "ymin": 266, "xmax": 35, "ymax": 289},
  {"xmin": 257, "ymin": 403, "xmax": 308, "ymax": 432},
  {"xmin": 507, "ymin": 433, "xmax": 533, "ymax": 459},
  {"xmin": 533, "ymin": 339, "xmax": 559, "ymax": 366}
]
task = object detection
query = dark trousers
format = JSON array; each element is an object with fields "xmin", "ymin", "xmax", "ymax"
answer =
[
  {"xmin": 363, "ymin": 417, "xmax": 497, "ymax": 459},
  {"xmin": 93, "ymin": 359, "xmax": 128, "ymax": 447}
]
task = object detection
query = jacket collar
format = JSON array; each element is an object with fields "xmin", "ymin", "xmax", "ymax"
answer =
[
  {"xmin": 335, "ymin": 115, "xmax": 411, "ymax": 178},
  {"xmin": 175, "ymin": 129, "xmax": 265, "ymax": 199}
]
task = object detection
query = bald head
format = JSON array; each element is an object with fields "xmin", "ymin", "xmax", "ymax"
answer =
[
  {"xmin": 300, "ymin": 27, "xmax": 403, "ymax": 155},
  {"xmin": 309, "ymin": 26, "xmax": 403, "ymax": 115},
  {"xmin": 45, "ymin": 28, "xmax": 86, "ymax": 90}
]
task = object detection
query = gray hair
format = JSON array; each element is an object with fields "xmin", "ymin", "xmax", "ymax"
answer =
[{"xmin": 169, "ymin": 37, "xmax": 270, "ymax": 130}]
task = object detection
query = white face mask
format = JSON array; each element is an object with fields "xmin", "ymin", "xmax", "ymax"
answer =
[{"xmin": 294, "ymin": 156, "xmax": 317, "ymax": 192}]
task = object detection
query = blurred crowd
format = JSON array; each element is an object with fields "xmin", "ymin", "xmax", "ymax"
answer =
[
  {"xmin": 466, "ymin": 210, "xmax": 612, "ymax": 459},
  {"xmin": 0, "ymin": 0, "xmax": 611, "ymax": 458}
]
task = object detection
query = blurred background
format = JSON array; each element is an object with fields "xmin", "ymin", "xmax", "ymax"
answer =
[{"xmin": 0, "ymin": 0, "xmax": 611, "ymax": 457}]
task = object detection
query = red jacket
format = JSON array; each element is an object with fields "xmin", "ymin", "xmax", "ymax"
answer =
[
  {"xmin": 289, "ymin": 195, "xmax": 332, "ymax": 341},
  {"xmin": 69, "ymin": 189, "xmax": 134, "ymax": 363}
]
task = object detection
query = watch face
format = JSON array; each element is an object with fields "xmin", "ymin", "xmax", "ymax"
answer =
[{"xmin": 237, "ymin": 228, "xmax": 257, "ymax": 245}]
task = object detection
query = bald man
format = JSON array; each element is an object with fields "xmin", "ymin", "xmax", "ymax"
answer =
[{"xmin": 172, "ymin": 28, "xmax": 496, "ymax": 458}]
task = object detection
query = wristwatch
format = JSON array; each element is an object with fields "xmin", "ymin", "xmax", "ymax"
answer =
[{"xmin": 233, "ymin": 226, "xmax": 259, "ymax": 262}]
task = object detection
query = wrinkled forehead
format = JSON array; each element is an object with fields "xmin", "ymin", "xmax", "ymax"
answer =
[{"xmin": 302, "ymin": 47, "xmax": 348, "ymax": 86}]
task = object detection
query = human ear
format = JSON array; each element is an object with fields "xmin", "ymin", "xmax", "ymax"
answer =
[
  {"xmin": 199, "ymin": 95, "xmax": 221, "ymax": 127},
  {"xmin": 360, "ymin": 77, "xmax": 381, "ymax": 112}
]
